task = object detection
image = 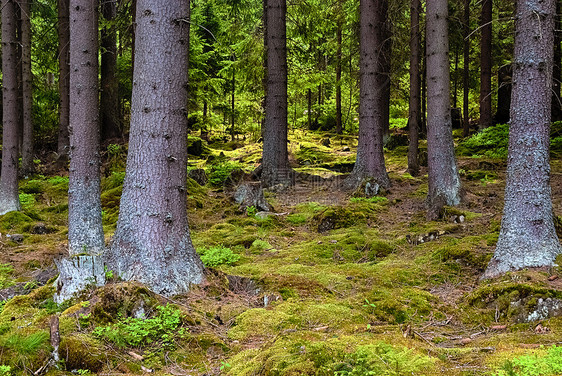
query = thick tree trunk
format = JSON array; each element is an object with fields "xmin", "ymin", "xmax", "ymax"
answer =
[
  {"xmin": 479, "ymin": 0, "xmax": 493, "ymax": 129},
  {"xmin": 20, "ymin": 0, "xmax": 33, "ymax": 174},
  {"xmin": 425, "ymin": 0, "xmax": 462, "ymax": 219},
  {"xmin": 57, "ymin": 0, "xmax": 70, "ymax": 157},
  {"xmin": 381, "ymin": 20, "xmax": 392, "ymax": 144},
  {"xmin": 68, "ymin": 0, "xmax": 104, "ymax": 255},
  {"xmin": 261, "ymin": 0, "xmax": 291, "ymax": 187},
  {"xmin": 335, "ymin": 10, "xmax": 343, "ymax": 135},
  {"xmin": 552, "ymin": 0, "xmax": 562, "ymax": 121},
  {"xmin": 483, "ymin": 0, "xmax": 561, "ymax": 278},
  {"xmin": 100, "ymin": 0, "xmax": 121, "ymax": 141},
  {"xmin": 105, "ymin": 0, "xmax": 205, "ymax": 296},
  {"xmin": 0, "ymin": 0, "xmax": 22, "ymax": 214},
  {"xmin": 407, "ymin": 0, "xmax": 421, "ymax": 176},
  {"xmin": 345, "ymin": 0, "xmax": 390, "ymax": 189},
  {"xmin": 463, "ymin": 0, "xmax": 470, "ymax": 137}
]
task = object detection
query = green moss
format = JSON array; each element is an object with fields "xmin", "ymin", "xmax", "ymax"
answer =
[
  {"xmin": 0, "ymin": 211, "xmax": 33, "ymax": 232},
  {"xmin": 228, "ymin": 308, "xmax": 295, "ymax": 341},
  {"xmin": 59, "ymin": 333, "xmax": 106, "ymax": 372},
  {"xmin": 364, "ymin": 287, "xmax": 439, "ymax": 324},
  {"xmin": 312, "ymin": 207, "xmax": 367, "ymax": 232}
]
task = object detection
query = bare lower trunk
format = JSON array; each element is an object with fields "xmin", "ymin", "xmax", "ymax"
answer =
[
  {"xmin": 105, "ymin": 0, "xmax": 205, "ymax": 296},
  {"xmin": 463, "ymin": 0, "xmax": 470, "ymax": 136},
  {"xmin": 345, "ymin": 0, "xmax": 390, "ymax": 190},
  {"xmin": 261, "ymin": 0, "xmax": 291, "ymax": 187},
  {"xmin": 425, "ymin": 0, "xmax": 462, "ymax": 219},
  {"xmin": 68, "ymin": 0, "xmax": 104, "ymax": 255},
  {"xmin": 57, "ymin": 0, "xmax": 70, "ymax": 157},
  {"xmin": 479, "ymin": 0, "xmax": 492, "ymax": 129},
  {"xmin": 20, "ymin": 0, "xmax": 33, "ymax": 174},
  {"xmin": 0, "ymin": 0, "xmax": 22, "ymax": 215},
  {"xmin": 407, "ymin": 0, "xmax": 421, "ymax": 176},
  {"xmin": 483, "ymin": 0, "xmax": 561, "ymax": 278},
  {"xmin": 335, "ymin": 11, "xmax": 343, "ymax": 135}
]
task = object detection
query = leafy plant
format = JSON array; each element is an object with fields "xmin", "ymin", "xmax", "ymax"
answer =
[
  {"xmin": 494, "ymin": 346, "xmax": 562, "ymax": 376},
  {"xmin": 246, "ymin": 205, "xmax": 257, "ymax": 217},
  {"xmin": 197, "ymin": 245, "xmax": 240, "ymax": 267}
]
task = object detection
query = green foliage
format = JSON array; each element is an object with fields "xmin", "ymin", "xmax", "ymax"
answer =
[
  {"xmin": 206, "ymin": 161, "xmax": 244, "ymax": 187},
  {"xmin": 2, "ymin": 332, "xmax": 49, "ymax": 355},
  {"xmin": 494, "ymin": 346, "xmax": 562, "ymax": 376},
  {"xmin": 0, "ymin": 365, "xmax": 11, "ymax": 376},
  {"xmin": 350, "ymin": 197, "xmax": 388, "ymax": 204},
  {"xmin": 459, "ymin": 124, "xmax": 509, "ymax": 158},
  {"xmin": 0, "ymin": 265, "xmax": 14, "ymax": 290},
  {"xmin": 93, "ymin": 304, "xmax": 184, "ymax": 349},
  {"xmin": 197, "ymin": 245, "xmax": 240, "ymax": 267},
  {"xmin": 334, "ymin": 342, "xmax": 434, "ymax": 375},
  {"xmin": 18, "ymin": 193, "xmax": 36, "ymax": 208}
]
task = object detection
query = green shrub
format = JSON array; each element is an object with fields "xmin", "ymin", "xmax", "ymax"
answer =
[
  {"xmin": 494, "ymin": 346, "xmax": 562, "ymax": 376},
  {"xmin": 197, "ymin": 245, "xmax": 240, "ymax": 267}
]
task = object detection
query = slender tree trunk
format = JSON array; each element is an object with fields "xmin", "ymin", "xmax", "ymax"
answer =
[
  {"xmin": 552, "ymin": 0, "xmax": 562, "ymax": 121},
  {"xmin": 100, "ymin": 0, "xmax": 121, "ymax": 141},
  {"xmin": 381, "ymin": 19, "xmax": 392, "ymax": 144},
  {"xmin": 20, "ymin": 0, "xmax": 33, "ymax": 174},
  {"xmin": 463, "ymin": 0, "xmax": 470, "ymax": 136},
  {"xmin": 425, "ymin": 0, "xmax": 462, "ymax": 219},
  {"xmin": 261, "ymin": 0, "xmax": 291, "ymax": 187},
  {"xmin": 345, "ymin": 0, "xmax": 390, "ymax": 189},
  {"xmin": 335, "ymin": 8, "xmax": 343, "ymax": 134},
  {"xmin": 57, "ymin": 0, "xmax": 70, "ymax": 157},
  {"xmin": 483, "ymin": 0, "xmax": 561, "ymax": 278},
  {"xmin": 231, "ymin": 65, "xmax": 235, "ymax": 141},
  {"xmin": 479, "ymin": 0, "xmax": 492, "ymax": 129},
  {"xmin": 421, "ymin": 38, "xmax": 427, "ymax": 137},
  {"xmin": 407, "ymin": 0, "xmax": 421, "ymax": 176},
  {"xmin": 68, "ymin": 0, "xmax": 104, "ymax": 255},
  {"xmin": 0, "ymin": 0, "xmax": 21, "ymax": 214},
  {"xmin": 105, "ymin": 0, "xmax": 205, "ymax": 296},
  {"xmin": 307, "ymin": 88, "xmax": 312, "ymax": 130}
]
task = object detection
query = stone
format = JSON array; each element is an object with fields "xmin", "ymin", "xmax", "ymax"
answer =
[
  {"xmin": 233, "ymin": 182, "xmax": 272, "ymax": 212},
  {"xmin": 188, "ymin": 168, "xmax": 208, "ymax": 186},
  {"xmin": 31, "ymin": 223, "xmax": 54, "ymax": 235},
  {"xmin": 6, "ymin": 234, "xmax": 24, "ymax": 243}
]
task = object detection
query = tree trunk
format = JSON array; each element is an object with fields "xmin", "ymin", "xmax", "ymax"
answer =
[
  {"xmin": 425, "ymin": 0, "xmax": 462, "ymax": 220},
  {"xmin": 407, "ymin": 0, "xmax": 421, "ymax": 176},
  {"xmin": 479, "ymin": 0, "xmax": 493, "ymax": 129},
  {"xmin": 105, "ymin": 0, "xmax": 205, "ymax": 296},
  {"xmin": 57, "ymin": 0, "xmax": 70, "ymax": 157},
  {"xmin": 483, "ymin": 0, "xmax": 561, "ymax": 278},
  {"xmin": 100, "ymin": 0, "xmax": 121, "ymax": 141},
  {"xmin": 463, "ymin": 0, "xmax": 470, "ymax": 137},
  {"xmin": 261, "ymin": 0, "xmax": 291, "ymax": 187},
  {"xmin": 68, "ymin": 0, "xmax": 104, "ymax": 255},
  {"xmin": 20, "ymin": 0, "xmax": 33, "ymax": 174},
  {"xmin": 552, "ymin": 0, "xmax": 562, "ymax": 121},
  {"xmin": 344, "ymin": 0, "xmax": 390, "ymax": 190},
  {"xmin": 0, "ymin": 0, "xmax": 22, "ymax": 215},
  {"xmin": 421, "ymin": 38, "xmax": 427, "ymax": 137},
  {"xmin": 335, "ymin": 7, "xmax": 343, "ymax": 135},
  {"xmin": 381, "ymin": 14, "xmax": 391, "ymax": 144}
]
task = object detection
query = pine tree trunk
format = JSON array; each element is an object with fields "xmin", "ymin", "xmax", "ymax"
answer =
[
  {"xmin": 426, "ymin": 0, "xmax": 462, "ymax": 219},
  {"xmin": 0, "ymin": 0, "xmax": 22, "ymax": 215},
  {"xmin": 105, "ymin": 0, "xmax": 205, "ymax": 296},
  {"xmin": 345, "ymin": 0, "xmax": 390, "ymax": 190},
  {"xmin": 100, "ymin": 0, "xmax": 121, "ymax": 141},
  {"xmin": 68, "ymin": 0, "xmax": 104, "ymax": 255},
  {"xmin": 335, "ymin": 7, "xmax": 343, "ymax": 135},
  {"xmin": 407, "ymin": 0, "xmax": 421, "ymax": 176},
  {"xmin": 483, "ymin": 0, "xmax": 561, "ymax": 278},
  {"xmin": 552, "ymin": 0, "xmax": 562, "ymax": 121},
  {"xmin": 479, "ymin": 0, "xmax": 493, "ymax": 129},
  {"xmin": 463, "ymin": 0, "xmax": 470, "ymax": 137},
  {"xmin": 261, "ymin": 0, "xmax": 291, "ymax": 187},
  {"xmin": 57, "ymin": 0, "xmax": 70, "ymax": 157},
  {"xmin": 20, "ymin": 0, "xmax": 33, "ymax": 174}
]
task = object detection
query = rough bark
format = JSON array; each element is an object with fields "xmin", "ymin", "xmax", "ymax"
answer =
[
  {"xmin": 20, "ymin": 0, "xmax": 33, "ymax": 175},
  {"xmin": 407, "ymin": 0, "xmax": 421, "ymax": 176},
  {"xmin": 57, "ymin": 0, "xmax": 70, "ymax": 157},
  {"xmin": 479, "ymin": 0, "xmax": 492, "ymax": 129},
  {"xmin": 552, "ymin": 0, "xmax": 562, "ymax": 121},
  {"xmin": 54, "ymin": 255, "xmax": 105, "ymax": 303},
  {"xmin": 68, "ymin": 0, "xmax": 104, "ymax": 255},
  {"xmin": 105, "ymin": 0, "xmax": 205, "ymax": 296},
  {"xmin": 100, "ymin": 0, "xmax": 121, "ymax": 141},
  {"xmin": 261, "ymin": 0, "xmax": 291, "ymax": 187},
  {"xmin": 483, "ymin": 0, "xmax": 561, "ymax": 278},
  {"xmin": 0, "ymin": 0, "xmax": 22, "ymax": 215},
  {"xmin": 462, "ymin": 0, "xmax": 470, "ymax": 137},
  {"xmin": 425, "ymin": 0, "xmax": 462, "ymax": 219},
  {"xmin": 344, "ymin": 0, "xmax": 390, "ymax": 190},
  {"xmin": 335, "ymin": 6, "xmax": 343, "ymax": 135}
]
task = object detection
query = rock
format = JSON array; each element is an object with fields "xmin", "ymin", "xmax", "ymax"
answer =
[
  {"xmin": 364, "ymin": 181, "xmax": 379, "ymax": 197},
  {"xmin": 233, "ymin": 182, "xmax": 272, "ymax": 212},
  {"xmin": 31, "ymin": 223, "xmax": 54, "ymax": 235},
  {"xmin": 385, "ymin": 133, "xmax": 409, "ymax": 150},
  {"xmin": 6, "ymin": 234, "xmax": 24, "ymax": 243},
  {"xmin": 321, "ymin": 138, "xmax": 331, "ymax": 147},
  {"xmin": 188, "ymin": 168, "xmax": 208, "ymax": 186},
  {"xmin": 342, "ymin": 146, "xmax": 351, "ymax": 152},
  {"xmin": 54, "ymin": 255, "xmax": 105, "ymax": 304},
  {"xmin": 525, "ymin": 298, "xmax": 562, "ymax": 322},
  {"xmin": 187, "ymin": 137, "xmax": 204, "ymax": 156},
  {"xmin": 32, "ymin": 266, "xmax": 58, "ymax": 285}
]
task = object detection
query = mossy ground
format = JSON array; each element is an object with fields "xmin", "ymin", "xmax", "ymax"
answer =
[{"xmin": 0, "ymin": 130, "xmax": 561, "ymax": 375}]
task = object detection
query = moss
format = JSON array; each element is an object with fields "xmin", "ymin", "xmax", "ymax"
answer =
[
  {"xmin": 228, "ymin": 308, "xmax": 295, "ymax": 341},
  {"xmin": 0, "ymin": 211, "xmax": 34, "ymax": 232},
  {"xmin": 60, "ymin": 333, "xmax": 106, "ymax": 372},
  {"xmin": 312, "ymin": 207, "xmax": 367, "ymax": 232},
  {"xmin": 364, "ymin": 287, "xmax": 440, "ymax": 324}
]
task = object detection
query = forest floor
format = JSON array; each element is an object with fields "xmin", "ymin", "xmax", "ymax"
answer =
[{"xmin": 0, "ymin": 128, "xmax": 561, "ymax": 375}]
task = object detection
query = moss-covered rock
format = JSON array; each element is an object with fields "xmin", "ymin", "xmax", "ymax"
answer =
[{"xmin": 60, "ymin": 333, "xmax": 105, "ymax": 372}]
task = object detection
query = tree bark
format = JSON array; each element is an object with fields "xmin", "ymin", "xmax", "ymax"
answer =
[
  {"xmin": 425, "ymin": 0, "xmax": 462, "ymax": 219},
  {"xmin": 20, "ymin": 0, "xmax": 33, "ymax": 174},
  {"xmin": 68, "ymin": 0, "xmax": 104, "ymax": 255},
  {"xmin": 344, "ymin": 0, "xmax": 390, "ymax": 189},
  {"xmin": 105, "ymin": 0, "xmax": 205, "ymax": 296},
  {"xmin": 100, "ymin": 0, "xmax": 121, "ymax": 141},
  {"xmin": 483, "ymin": 0, "xmax": 561, "ymax": 278},
  {"xmin": 479, "ymin": 0, "xmax": 492, "ymax": 129},
  {"xmin": 463, "ymin": 0, "xmax": 470, "ymax": 137},
  {"xmin": 552, "ymin": 0, "xmax": 562, "ymax": 121},
  {"xmin": 57, "ymin": 0, "xmax": 70, "ymax": 157},
  {"xmin": 261, "ymin": 0, "xmax": 291, "ymax": 187},
  {"xmin": 407, "ymin": 0, "xmax": 421, "ymax": 176},
  {"xmin": 0, "ymin": 0, "xmax": 22, "ymax": 214},
  {"xmin": 335, "ymin": 5, "xmax": 343, "ymax": 135}
]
